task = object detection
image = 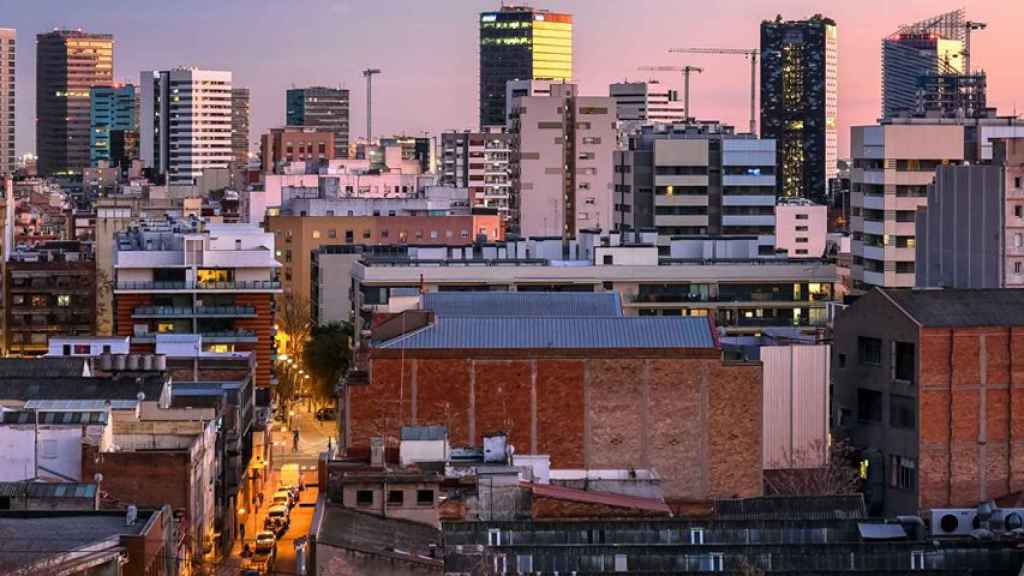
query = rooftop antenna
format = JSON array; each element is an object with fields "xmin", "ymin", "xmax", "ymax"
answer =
[{"xmin": 362, "ymin": 68, "xmax": 382, "ymax": 144}]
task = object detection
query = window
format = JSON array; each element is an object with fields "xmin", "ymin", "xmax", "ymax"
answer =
[
  {"xmin": 795, "ymin": 237, "xmax": 809, "ymax": 243},
  {"xmin": 516, "ymin": 555, "xmax": 533, "ymax": 573},
  {"xmin": 890, "ymin": 455, "xmax": 916, "ymax": 490},
  {"xmin": 1017, "ymin": 205, "xmax": 1024, "ymax": 219},
  {"xmin": 493, "ymin": 554, "xmax": 507, "ymax": 574},
  {"xmin": 699, "ymin": 553, "xmax": 724, "ymax": 572},
  {"xmin": 890, "ymin": 395, "xmax": 916, "ymax": 429},
  {"xmin": 795, "ymin": 213, "xmax": 809, "ymax": 220},
  {"xmin": 911, "ymin": 550, "xmax": 925, "ymax": 570},
  {"xmin": 312, "ymin": 230, "xmax": 321, "ymax": 239},
  {"xmin": 894, "ymin": 341, "xmax": 915, "ymax": 383},
  {"xmin": 795, "ymin": 225, "xmax": 809, "ymax": 232},
  {"xmin": 102, "ymin": 345, "xmax": 112, "ymax": 355},
  {"xmin": 858, "ymin": 388, "xmax": 883, "ymax": 422},
  {"xmin": 838, "ymin": 353, "xmax": 847, "ymax": 368},
  {"xmin": 1018, "ymin": 262, "xmax": 1023, "ymax": 275},
  {"xmin": 345, "ymin": 230, "xmax": 354, "ymax": 243},
  {"xmin": 603, "ymin": 255, "xmax": 614, "ymax": 265},
  {"xmin": 73, "ymin": 344, "xmax": 90, "ymax": 355},
  {"xmin": 416, "ymin": 489, "xmax": 434, "ymax": 506},
  {"xmin": 388, "ymin": 490, "xmax": 404, "ymax": 505},
  {"xmin": 690, "ymin": 528, "xmax": 705, "ymax": 544},
  {"xmin": 488, "ymin": 528, "xmax": 502, "ymax": 546},
  {"xmin": 328, "ymin": 229, "xmax": 337, "ymax": 239},
  {"xmin": 57, "ymin": 295, "xmax": 71, "ymax": 307},
  {"xmin": 356, "ymin": 490, "xmax": 373, "ymax": 506},
  {"xmin": 614, "ymin": 554, "xmax": 628, "ymax": 572},
  {"xmin": 62, "ymin": 344, "xmax": 71, "ymax": 356},
  {"xmin": 858, "ymin": 337, "xmax": 882, "ymax": 365}
]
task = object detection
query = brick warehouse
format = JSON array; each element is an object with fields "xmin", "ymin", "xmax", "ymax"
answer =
[
  {"xmin": 834, "ymin": 288, "xmax": 1024, "ymax": 517},
  {"xmin": 343, "ymin": 309, "xmax": 763, "ymax": 502}
]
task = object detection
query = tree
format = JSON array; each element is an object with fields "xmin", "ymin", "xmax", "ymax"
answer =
[
  {"xmin": 764, "ymin": 438, "xmax": 862, "ymax": 497},
  {"xmin": 276, "ymin": 291, "xmax": 312, "ymax": 359},
  {"xmin": 303, "ymin": 322, "xmax": 353, "ymax": 407}
]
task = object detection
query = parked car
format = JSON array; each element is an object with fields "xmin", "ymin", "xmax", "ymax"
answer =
[
  {"xmin": 272, "ymin": 489, "xmax": 294, "ymax": 510},
  {"xmin": 315, "ymin": 407, "xmax": 336, "ymax": 421},
  {"xmin": 264, "ymin": 505, "xmax": 290, "ymax": 536}
]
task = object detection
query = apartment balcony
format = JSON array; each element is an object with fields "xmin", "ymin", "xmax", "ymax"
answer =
[
  {"xmin": 132, "ymin": 330, "xmax": 258, "ymax": 344},
  {"xmin": 116, "ymin": 251, "xmax": 185, "ymax": 268},
  {"xmin": 114, "ymin": 280, "xmax": 282, "ymax": 293},
  {"xmin": 132, "ymin": 305, "xmax": 258, "ymax": 318},
  {"xmin": 721, "ymin": 195, "xmax": 776, "ymax": 207},
  {"xmin": 722, "ymin": 215, "xmax": 775, "ymax": 227}
]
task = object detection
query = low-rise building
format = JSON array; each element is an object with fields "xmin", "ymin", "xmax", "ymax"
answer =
[
  {"xmin": 775, "ymin": 199, "xmax": 828, "ymax": 258},
  {"xmin": 261, "ymin": 126, "xmax": 335, "ymax": 174}
]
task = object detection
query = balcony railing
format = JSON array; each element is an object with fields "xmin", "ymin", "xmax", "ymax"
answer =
[
  {"xmin": 133, "ymin": 305, "xmax": 258, "ymax": 318},
  {"xmin": 116, "ymin": 280, "xmax": 282, "ymax": 291},
  {"xmin": 132, "ymin": 330, "xmax": 258, "ymax": 343}
]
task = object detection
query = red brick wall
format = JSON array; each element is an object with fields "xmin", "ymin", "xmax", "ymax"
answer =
[
  {"xmin": 918, "ymin": 326, "xmax": 1024, "ymax": 511},
  {"xmin": 349, "ymin": 351, "xmax": 762, "ymax": 501},
  {"xmin": 114, "ymin": 294, "xmax": 152, "ymax": 338},
  {"xmin": 531, "ymin": 495, "xmax": 670, "ymax": 519},
  {"xmin": 83, "ymin": 444, "xmax": 191, "ymax": 523}
]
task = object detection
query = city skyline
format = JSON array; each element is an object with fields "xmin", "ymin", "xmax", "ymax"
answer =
[{"xmin": 4, "ymin": 0, "xmax": 1024, "ymax": 159}]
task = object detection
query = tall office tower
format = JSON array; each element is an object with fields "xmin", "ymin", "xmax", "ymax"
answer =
[
  {"xmin": 89, "ymin": 84, "xmax": 136, "ymax": 166},
  {"xmin": 140, "ymin": 68, "xmax": 233, "ymax": 185},
  {"xmin": 231, "ymin": 88, "xmax": 251, "ymax": 167},
  {"xmin": 882, "ymin": 10, "xmax": 965, "ymax": 119},
  {"xmin": 441, "ymin": 128, "xmax": 514, "ymax": 224},
  {"xmin": 286, "ymin": 87, "xmax": 349, "ymax": 158},
  {"xmin": 36, "ymin": 30, "xmax": 113, "ymax": 176},
  {"xmin": 609, "ymin": 81, "xmax": 687, "ymax": 128},
  {"xmin": 479, "ymin": 6, "xmax": 572, "ymax": 129},
  {"xmin": 760, "ymin": 14, "xmax": 838, "ymax": 203},
  {"xmin": 613, "ymin": 121, "xmax": 776, "ymax": 253},
  {"xmin": 510, "ymin": 83, "xmax": 615, "ymax": 237},
  {"xmin": 0, "ymin": 29, "xmax": 13, "ymax": 176}
]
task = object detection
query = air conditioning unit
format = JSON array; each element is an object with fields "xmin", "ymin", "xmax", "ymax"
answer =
[
  {"xmin": 991, "ymin": 508, "xmax": 1024, "ymax": 532},
  {"xmin": 931, "ymin": 509, "xmax": 978, "ymax": 536}
]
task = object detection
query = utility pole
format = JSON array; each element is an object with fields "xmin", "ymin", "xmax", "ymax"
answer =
[
  {"xmin": 637, "ymin": 65, "xmax": 704, "ymax": 120},
  {"xmin": 362, "ymin": 68, "xmax": 381, "ymax": 143},
  {"xmin": 669, "ymin": 48, "xmax": 760, "ymax": 134}
]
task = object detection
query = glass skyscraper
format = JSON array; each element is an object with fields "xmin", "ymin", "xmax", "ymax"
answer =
[
  {"xmin": 90, "ymin": 84, "xmax": 136, "ymax": 167},
  {"xmin": 286, "ymin": 87, "xmax": 349, "ymax": 158},
  {"xmin": 479, "ymin": 6, "xmax": 572, "ymax": 129},
  {"xmin": 760, "ymin": 14, "xmax": 838, "ymax": 203}
]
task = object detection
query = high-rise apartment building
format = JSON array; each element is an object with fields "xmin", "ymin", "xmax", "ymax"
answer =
[
  {"xmin": 36, "ymin": 30, "xmax": 113, "ymax": 176},
  {"xmin": 916, "ymin": 138, "xmax": 1024, "ymax": 289},
  {"xmin": 286, "ymin": 87, "xmax": 349, "ymax": 158},
  {"xmin": 613, "ymin": 122, "xmax": 776, "ymax": 252},
  {"xmin": 140, "ymin": 68, "xmax": 233, "ymax": 185},
  {"xmin": 609, "ymin": 81, "xmax": 686, "ymax": 126},
  {"xmin": 231, "ymin": 87, "xmax": 250, "ymax": 167},
  {"xmin": 90, "ymin": 84, "xmax": 136, "ymax": 167},
  {"xmin": 441, "ymin": 129, "xmax": 514, "ymax": 223},
  {"xmin": 760, "ymin": 15, "xmax": 838, "ymax": 202},
  {"xmin": 881, "ymin": 10, "xmax": 965, "ymax": 119},
  {"xmin": 511, "ymin": 83, "xmax": 615, "ymax": 237},
  {"xmin": 479, "ymin": 6, "xmax": 572, "ymax": 128},
  {"xmin": 0, "ymin": 29, "xmax": 14, "ymax": 176}
]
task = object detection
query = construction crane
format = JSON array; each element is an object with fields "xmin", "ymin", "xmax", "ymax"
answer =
[
  {"xmin": 362, "ymin": 68, "xmax": 381, "ymax": 143},
  {"xmin": 637, "ymin": 65, "xmax": 703, "ymax": 120},
  {"xmin": 669, "ymin": 48, "xmax": 760, "ymax": 134},
  {"xmin": 963, "ymin": 20, "xmax": 987, "ymax": 76}
]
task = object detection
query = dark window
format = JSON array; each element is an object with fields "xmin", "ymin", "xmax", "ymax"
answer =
[
  {"xmin": 356, "ymin": 490, "xmax": 373, "ymax": 506},
  {"xmin": 858, "ymin": 388, "xmax": 883, "ymax": 422},
  {"xmin": 62, "ymin": 344, "xmax": 71, "ymax": 356},
  {"xmin": 1015, "ymin": 176, "xmax": 1022, "ymax": 189},
  {"xmin": 890, "ymin": 395, "xmax": 916, "ymax": 429},
  {"xmin": 894, "ymin": 341, "xmax": 915, "ymax": 383},
  {"xmin": 416, "ymin": 489, "xmax": 434, "ymax": 506},
  {"xmin": 388, "ymin": 490, "xmax": 404, "ymax": 505},
  {"xmin": 858, "ymin": 337, "xmax": 882, "ymax": 365},
  {"xmin": 602, "ymin": 255, "xmax": 613, "ymax": 265},
  {"xmin": 889, "ymin": 455, "xmax": 916, "ymax": 490},
  {"xmin": 838, "ymin": 353, "xmax": 847, "ymax": 368}
]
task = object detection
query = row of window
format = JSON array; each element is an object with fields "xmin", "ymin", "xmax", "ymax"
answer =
[{"xmin": 355, "ymin": 488, "xmax": 433, "ymax": 507}]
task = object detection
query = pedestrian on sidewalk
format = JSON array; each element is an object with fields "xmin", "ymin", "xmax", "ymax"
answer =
[{"xmin": 293, "ymin": 429, "xmax": 300, "ymax": 452}]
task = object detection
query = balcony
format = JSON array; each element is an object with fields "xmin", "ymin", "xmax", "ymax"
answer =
[
  {"xmin": 132, "ymin": 305, "xmax": 258, "ymax": 318},
  {"xmin": 115, "ymin": 280, "xmax": 282, "ymax": 292},
  {"xmin": 132, "ymin": 330, "xmax": 258, "ymax": 344}
]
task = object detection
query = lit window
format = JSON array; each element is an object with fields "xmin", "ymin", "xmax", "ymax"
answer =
[{"xmin": 56, "ymin": 295, "xmax": 71, "ymax": 307}]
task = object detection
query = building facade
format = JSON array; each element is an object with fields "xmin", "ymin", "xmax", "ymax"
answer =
[
  {"xmin": 140, "ymin": 68, "xmax": 233, "ymax": 185},
  {"xmin": 609, "ymin": 80, "xmax": 686, "ymax": 125},
  {"xmin": 112, "ymin": 222, "xmax": 281, "ymax": 388},
  {"xmin": 760, "ymin": 15, "xmax": 838, "ymax": 202},
  {"xmin": 89, "ymin": 84, "xmax": 136, "ymax": 167},
  {"xmin": 881, "ymin": 10, "xmax": 965, "ymax": 119},
  {"xmin": 614, "ymin": 122, "xmax": 776, "ymax": 250},
  {"xmin": 479, "ymin": 6, "xmax": 572, "ymax": 128},
  {"xmin": 36, "ymin": 30, "xmax": 114, "ymax": 176},
  {"xmin": 286, "ymin": 86, "xmax": 350, "ymax": 158},
  {"xmin": 260, "ymin": 127, "xmax": 335, "ymax": 174},
  {"xmin": 0, "ymin": 29, "xmax": 13, "ymax": 176},
  {"xmin": 775, "ymin": 199, "xmax": 828, "ymax": 257},
  {"xmin": 511, "ymin": 83, "xmax": 615, "ymax": 237},
  {"xmin": 231, "ymin": 87, "xmax": 251, "ymax": 168},
  {"xmin": 916, "ymin": 138, "xmax": 1024, "ymax": 289},
  {"xmin": 440, "ymin": 130, "xmax": 513, "ymax": 224}
]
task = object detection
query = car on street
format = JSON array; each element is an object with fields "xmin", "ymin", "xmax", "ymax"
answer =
[
  {"xmin": 264, "ymin": 504, "xmax": 290, "ymax": 536},
  {"xmin": 272, "ymin": 489, "xmax": 294, "ymax": 509},
  {"xmin": 315, "ymin": 406, "xmax": 336, "ymax": 421}
]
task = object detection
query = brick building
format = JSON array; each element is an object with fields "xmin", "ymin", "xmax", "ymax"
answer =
[
  {"xmin": 261, "ymin": 127, "xmax": 335, "ymax": 174},
  {"xmin": 344, "ymin": 300, "xmax": 763, "ymax": 502},
  {"xmin": 833, "ymin": 288, "xmax": 1024, "ymax": 516}
]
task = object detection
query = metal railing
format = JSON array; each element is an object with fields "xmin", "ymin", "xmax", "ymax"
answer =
[
  {"xmin": 133, "ymin": 305, "xmax": 257, "ymax": 317},
  {"xmin": 116, "ymin": 280, "xmax": 281, "ymax": 290}
]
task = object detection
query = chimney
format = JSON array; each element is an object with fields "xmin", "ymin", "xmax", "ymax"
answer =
[{"xmin": 370, "ymin": 437, "xmax": 385, "ymax": 468}]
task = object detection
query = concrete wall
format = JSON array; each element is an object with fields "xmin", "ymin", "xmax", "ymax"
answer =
[
  {"xmin": 761, "ymin": 345, "xmax": 830, "ymax": 469},
  {"xmin": 315, "ymin": 543, "xmax": 440, "ymax": 576},
  {"xmin": 349, "ymin": 352, "xmax": 762, "ymax": 501},
  {"xmin": 0, "ymin": 423, "xmax": 108, "ymax": 482},
  {"xmin": 775, "ymin": 204, "xmax": 827, "ymax": 258}
]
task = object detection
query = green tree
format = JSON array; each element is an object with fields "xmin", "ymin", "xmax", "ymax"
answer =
[{"xmin": 302, "ymin": 322, "xmax": 353, "ymax": 407}]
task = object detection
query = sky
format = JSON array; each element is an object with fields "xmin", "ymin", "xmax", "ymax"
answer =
[{"xmin": 4, "ymin": 0, "xmax": 1024, "ymax": 159}]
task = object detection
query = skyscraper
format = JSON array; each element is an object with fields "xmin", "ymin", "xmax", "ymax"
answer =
[
  {"xmin": 760, "ymin": 14, "xmax": 838, "ymax": 203},
  {"xmin": 140, "ymin": 68, "xmax": 233, "ymax": 185},
  {"xmin": 479, "ymin": 6, "xmax": 573, "ymax": 129},
  {"xmin": 36, "ymin": 30, "xmax": 113, "ymax": 176},
  {"xmin": 286, "ymin": 87, "xmax": 349, "ymax": 158},
  {"xmin": 89, "ymin": 84, "xmax": 136, "ymax": 166},
  {"xmin": 0, "ymin": 28, "xmax": 14, "ymax": 176},
  {"xmin": 231, "ymin": 87, "xmax": 251, "ymax": 166},
  {"xmin": 882, "ymin": 10, "xmax": 965, "ymax": 119}
]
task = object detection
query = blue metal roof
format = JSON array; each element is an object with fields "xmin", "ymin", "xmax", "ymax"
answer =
[
  {"xmin": 378, "ymin": 316, "xmax": 715, "ymax": 350},
  {"xmin": 421, "ymin": 292, "xmax": 622, "ymax": 318}
]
